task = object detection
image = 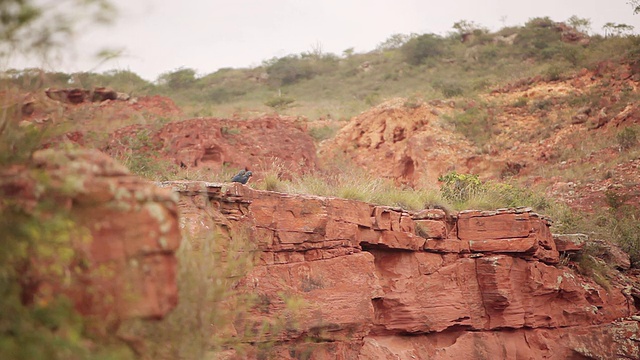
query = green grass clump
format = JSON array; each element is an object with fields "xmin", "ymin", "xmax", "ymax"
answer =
[
  {"xmin": 617, "ymin": 126, "xmax": 638, "ymax": 151},
  {"xmin": 443, "ymin": 103, "xmax": 496, "ymax": 147},
  {"xmin": 308, "ymin": 123, "xmax": 341, "ymax": 142},
  {"xmin": 110, "ymin": 129, "xmax": 175, "ymax": 181},
  {"xmin": 264, "ymin": 96, "xmax": 296, "ymax": 111},
  {"xmin": 370, "ymin": 186, "xmax": 447, "ymax": 211},
  {"xmin": 574, "ymin": 247, "xmax": 612, "ymax": 290},
  {"xmin": 610, "ymin": 215, "xmax": 640, "ymax": 267}
]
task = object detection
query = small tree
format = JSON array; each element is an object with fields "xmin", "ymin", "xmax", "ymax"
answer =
[
  {"xmin": 342, "ymin": 47, "xmax": 355, "ymax": 58},
  {"xmin": 567, "ymin": 15, "xmax": 591, "ymax": 34},
  {"xmin": 157, "ymin": 67, "xmax": 197, "ymax": 89},
  {"xmin": 603, "ymin": 23, "xmax": 635, "ymax": 37},
  {"xmin": 265, "ymin": 96, "xmax": 295, "ymax": 111},
  {"xmin": 401, "ymin": 33, "xmax": 446, "ymax": 66},
  {"xmin": 264, "ymin": 55, "xmax": 316, "ymax": 86},
  {"xmin": 377, "ymin": 33, "xmax": 416, "ymax": 51},
  {"xmin": 452, "ymin": 20, "xmax": 488, "ymax": 36}
]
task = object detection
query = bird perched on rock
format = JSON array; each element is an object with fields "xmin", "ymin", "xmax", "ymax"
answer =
[{"xmin": 231, "ymin": 170, "xmax": 253, "ymax": 184}]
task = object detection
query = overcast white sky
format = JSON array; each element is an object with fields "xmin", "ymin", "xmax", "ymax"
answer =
[{"xmin": 9, "ymin": 0, "xmax": 640, "ymax": 81}]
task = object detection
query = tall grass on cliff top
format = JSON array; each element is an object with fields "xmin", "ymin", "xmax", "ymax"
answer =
[
  {"xmin": 253, "ymin": 157, "xmax": 449, "ymax": 211},
  {"xmin": 253, "ymin": 164, "xmax": 586, "ymax": 237}
]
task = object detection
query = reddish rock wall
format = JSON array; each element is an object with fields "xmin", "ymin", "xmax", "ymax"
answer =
[
  {"xmin": 163, "ymin": 181, "xmax": 640, "ymax": 359},
  {"xmin": 1, "ymin": 149, "xmax": 181, "ymax": 325},
  {"xmin": 105, "ymin": 116, "xmax": 318, "ymax": 178},
  {"xmin": 317, "ymin": 99, "xmax": 477, "ymax": 186}
]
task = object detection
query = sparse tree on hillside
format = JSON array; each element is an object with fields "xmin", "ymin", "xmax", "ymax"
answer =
[
  {"xmin": 452, "ymin": 20, "xmax": 488, "ymax": 35},
  {"xmin": 307, "ymin": 41, "xmax": 324, "ymax": 59},
  {"xmin": 603, "ymin": 22, "xmax": 635, "ymax": 37},
  {"xmin": 157, "ymin": 67, "xmax": 197, "ymax": 89},
  {"xmin": 499, "ymin": 16, "xmax": 508, "ymax": 28},
  {"xmin": 376, "ymin": 33, "xmax": 416, "ymax": 51},
  {"xmin": 567, "ymin": 15, "xmax": 591, "ymax": 34},
  {"xmin": 401, "ymin": 33, "xmax": 446, "ymax": 66}
]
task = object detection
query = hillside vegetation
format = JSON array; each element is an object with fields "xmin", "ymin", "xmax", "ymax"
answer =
[{"xmin": 6, "ymin": 17, "xmax": 639, "ymax": 120}]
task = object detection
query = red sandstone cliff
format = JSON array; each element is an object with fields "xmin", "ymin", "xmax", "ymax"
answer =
[
  {"xmin": 161, "ymin": 181, "xmax": 640, "ymax": 359},
  {"xmin": 4, "ymin": 150, "xmax": 639, "ymax": 358}
]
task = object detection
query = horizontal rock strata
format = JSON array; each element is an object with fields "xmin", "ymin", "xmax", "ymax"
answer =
[{"xmin": 161, "ymin": 181, "xmax": 639, "ymax": 359}]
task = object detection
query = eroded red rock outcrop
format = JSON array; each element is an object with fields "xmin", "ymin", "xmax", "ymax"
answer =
[
  {"xmin": 45, "ymin": 87, "xmax": 130, "ymax": 104},
  {"xmin": 316, "ymin": 64, "xmax": 640, "ymax": 215},
  {"xmin": 1, "ymin": 149, "xmax": 181, "ymax": 325},
  {"xmin": 105, "ymin": 116, "xmax": 318, "ymax": 179},
  {"xmin": 318, "ymin": 99, "xmax": 478, "ymax": 186},
  {"xmin": 161, "ymin": 181, "xmax": 640, "ymax": 359}
]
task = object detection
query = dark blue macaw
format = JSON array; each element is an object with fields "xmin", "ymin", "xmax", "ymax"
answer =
[{"xmin": 231, "ymin": 170, "xmax": 253, "ymax": 184}]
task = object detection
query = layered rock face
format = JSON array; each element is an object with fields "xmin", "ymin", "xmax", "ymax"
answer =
[
  {"xmin": 1, "ymin": 149, "xmax": 181, "ymax": 324},
  {"xmin": 164, "ymin": 181, "xmax": 640, "ymax": 359}
]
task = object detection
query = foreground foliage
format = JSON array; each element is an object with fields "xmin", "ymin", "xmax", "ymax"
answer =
[{"xmin": 0, "ymin": 143, "xmax": 134, "ymax": 359}]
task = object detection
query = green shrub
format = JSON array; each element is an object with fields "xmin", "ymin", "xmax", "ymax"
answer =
[
  {"xmin": 483, "ymin": 182, "xmax": 550, "ymax": 210},
  {"xmin": 438, "ymin": 172, "xmax": 483, "ymax": 204},
  {"xmin": 112, "ymin": 129, "xmax": 172, "ymax": 181},
  {"xmin": 123, "ymin": 227, "xmax": 278, "ymax": 358},
  {"xmin": 437, "ymin": 172, "xmax": 557, "ymax": 213},
  {"xmin": 560, "ymin": 44, "xmax": 585, "ymax": 66},
  {"xmin": 512, "ymin": 97, "xmax": 528, "ymax": 107},
  {"xmin": 617, "ymin": 127, "xmax": 638, "ymax": 151},
  {"xmin": 265, "ymin": 96, "xmax": 296, "ymax": 111},
  {"xmin": 157, "ymin": 68, "xmax": 198, "ymax": 89},
  {"xmin": 574, "ymin": 245, "xmax": 611, "ymax": 290},
  {"xmin": 514, "ymin": 17, "xmax": 563, "ymax": 60},
  {"xmin": 308, "ymin": 124, "xmax": 339, "ymax": 142},
  {"xmin": 545, "ymin": 65, "xmax": 564, "ymax": 81},
  {"xmin": 604, "ymin": 189, "xmax": 628, "ymax": 209},
  {"xmin": 371, "ymin": 187, "xmax": 448, "ymax": 211},
  {"xmin": 444, "ymin": 105, "xmax": 495, "ymax": 146},
  {"xmin": 433, "ymin": 80, "xmax": 464, "ymax": 98},
  {"xmin": 401, "ymin": 33, "xmax": 447, "ymax": 66},
  {"xmin": 264, "ymin": 54, "xmax": 338, "ymax": 86},
  {"xmin": 610, "ymin": 215, "xmax": 640, "ymax": 267},
  {"xmin": 205, "ymin": 88, "xmax": 246, "ymax": 104},
  {"xmin": 0, "ymin": 121, "xmax": 49, "ymax": 166}
]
